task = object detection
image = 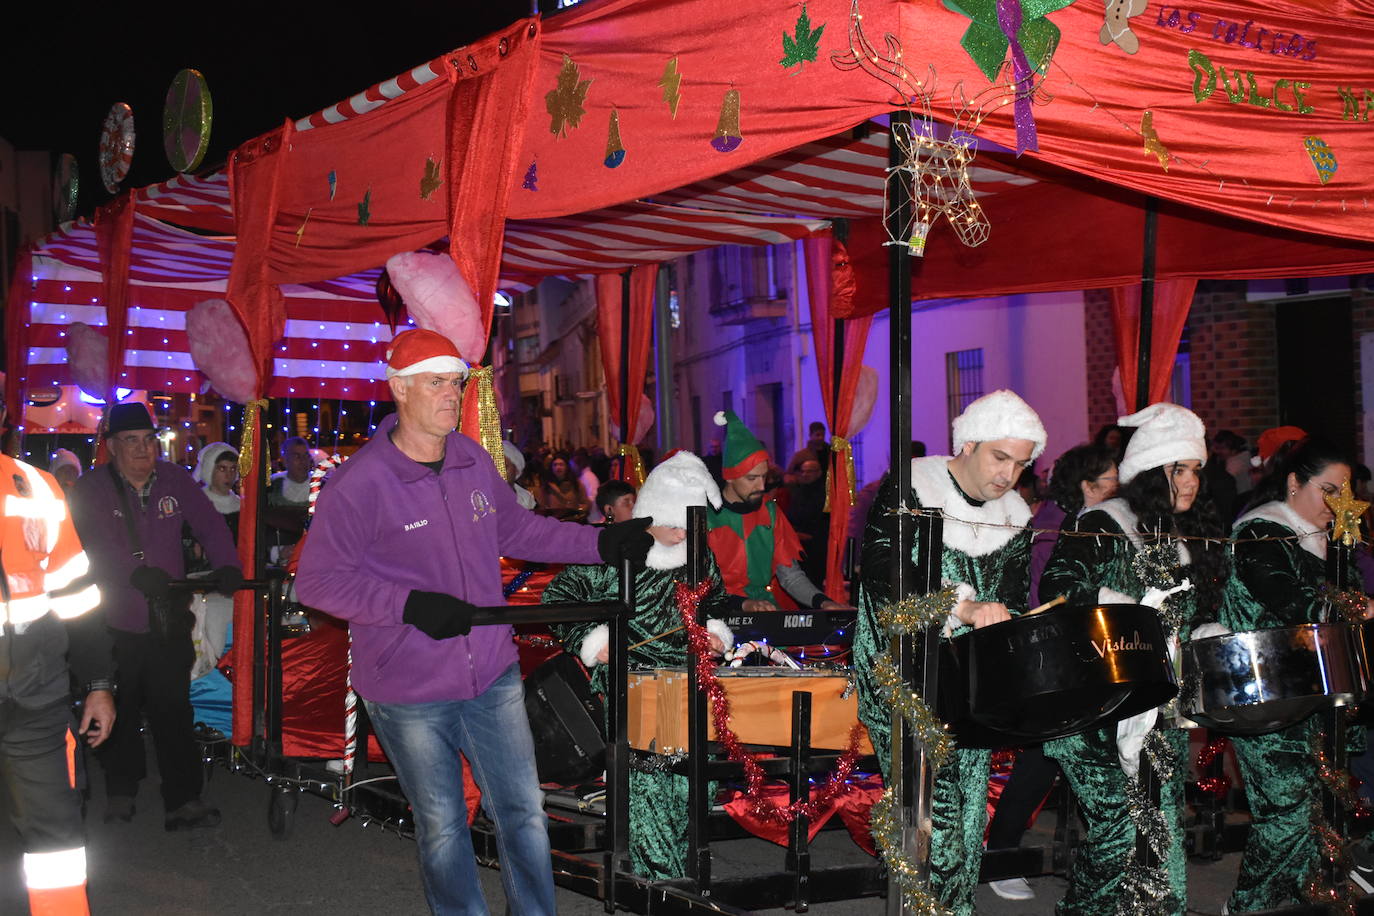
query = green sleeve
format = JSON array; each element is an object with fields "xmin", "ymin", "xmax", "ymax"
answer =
[
  {"xmin": 857, "ymin": 473, "xmax": 916, "ymax": 611},
  {"xmin": 1232, "ymin": 521, "xmax": 1325, "ymax": 628},
  {"xmin": 1040, "ymin": 510, "xmax": 1122, "ymax": 606},
  {"xmin": 545, "ymin": 564, "xmax": 612, "ymax": 656},
  {"xmin": 997, "ymin": 527, "xmax": 1033, "ymax": 611}
]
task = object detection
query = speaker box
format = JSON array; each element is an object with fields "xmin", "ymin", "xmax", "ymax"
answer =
[{"xmin": 523, "ymin": 652, "xmax": 606, "ymax": 784}]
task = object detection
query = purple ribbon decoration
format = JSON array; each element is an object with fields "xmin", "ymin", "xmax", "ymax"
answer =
[{"xmin": 997, "ymin": 0, "xmax": 1040, "ymax": 155}]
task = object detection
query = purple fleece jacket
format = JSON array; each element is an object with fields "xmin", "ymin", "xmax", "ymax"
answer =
[
  {"xmin": 70, "ymin": 460, "xmax": 240, "ymax": 633},
  {"xmin": 294, "ymin": 415, "xmax": 603, "ymax": 704}
]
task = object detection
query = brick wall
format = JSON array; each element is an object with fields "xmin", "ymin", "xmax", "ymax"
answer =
[
  {"xmin": 1351, "ymin": 283, "xmax": 1374, "ymax": 462},
  {"xmin": 1083, "ymin": 290, "xmax": 1118, "ymax": 438},
  {"xmin": 1186, "ymin": 280, "xmax": 1279, "ymax": 445}
]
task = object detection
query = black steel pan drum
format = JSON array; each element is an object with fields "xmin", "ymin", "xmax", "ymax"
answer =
[
  {"xmin": 1182, "ymin": 623, "xmax": 1366, "ymax": 735},
  {"xmin": 937, "ymin": 603, "xmax": 1176, "ymax": 748}
]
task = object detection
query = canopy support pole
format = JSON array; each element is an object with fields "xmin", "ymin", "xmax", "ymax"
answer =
[
  {"xmin": 620, "ymin": 268, "xmax": 632, "ymax": 462},
  {"xmin": 1135, "ymin": 198, "xmax": 1159, "ymax": 411},
  {"xmin": 654, "ymin": 266, "xmax": 676, "ymax": 452},
  {"xmin": 885, "ymin": 108, "xmax": 926, "ymax": 916}
]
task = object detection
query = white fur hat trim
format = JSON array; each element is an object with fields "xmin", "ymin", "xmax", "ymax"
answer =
[
  {"xmin": 1116, "ymin": 402, "xmax": 1207, "ymax": 484},
  {"xmin": 632, "ymin": 451, "xmax": 722, "ymax": 531},
  {"xmin": 951, "ymin": 389, "xmax": 1047, "ymax": 460}
]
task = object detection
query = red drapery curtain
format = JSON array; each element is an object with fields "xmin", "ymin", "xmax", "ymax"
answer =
[
  {"xmin": 596, "ymin": 266, "xmax": 658, "ymax": 486},
  {"xmin": 1109, "ymin": 278, "xmax": 1197, "ymax": 410},
  {"xmin": 94, "ymin": 193, "xmax": 135, "ymax": 401},
  {"xmin": 4, "ymin": 248, "xmax": 34, "ymax": 429},
  {"xmin": 803, "ymin": 236, "xmax": 873, "ymax": 597}
]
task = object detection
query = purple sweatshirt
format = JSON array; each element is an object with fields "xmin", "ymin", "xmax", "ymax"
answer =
[
  {"xmin": 70, "ymin": 460, "xmax": 240, "ymax": 633},
  {"xmin": 294, "ymin": 415, "xmax": 603, "ymax": 704}
]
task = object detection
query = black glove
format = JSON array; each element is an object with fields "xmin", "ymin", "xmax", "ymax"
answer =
[
  {"xmin": 403, "ymin": 591, "xmax": 476, "ymax": 640},
  {"xmin": 130, "ymin": 565, "xmax": 173, "ymax": 599},
  {"xmin": 598, "ymin": 516, "xmax": 655, "ymax": 566},
  {"xmin": 211, "ymin": 565, "xmax": 245, "ymax": 597}
]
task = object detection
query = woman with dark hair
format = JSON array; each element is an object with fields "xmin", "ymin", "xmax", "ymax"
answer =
[
  {"xmin": 1222, "ymin": 437, "xmax": 1374, "ymax": 912},
  {"xmin": 1093, "ymin": 423, "xmax": 1131, "ymax": 464},
  {"xmin": 1040, "ymin": 404, "xmax": 1228, "ymax": 916},
  {"xmin": 539, "ymin": 453, "xmax": 590, "ymax": 518}
]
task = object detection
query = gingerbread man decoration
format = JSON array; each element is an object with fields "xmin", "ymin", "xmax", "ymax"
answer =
[{"xmin": 1101, "ymin": 0, "xmax": 1148, "ymax": 53}]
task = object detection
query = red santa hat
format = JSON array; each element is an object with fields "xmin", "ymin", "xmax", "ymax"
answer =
[{"xmin": 385, "ymin": 329, "xmax": 469, "ymax": 380}]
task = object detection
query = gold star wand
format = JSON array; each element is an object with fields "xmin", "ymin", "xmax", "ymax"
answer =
[{"xmin": 1325, "ymin": 479, "xmax": 1370, "ymax": 547}]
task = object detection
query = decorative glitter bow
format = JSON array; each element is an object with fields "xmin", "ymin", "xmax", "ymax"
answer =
[
  {"xmin": 237, "ymin": 399, "xmax": 270, "ymax": 480},
  {"xmin": 823, "ymin": 435, "xmax": 858, "ymax": 512},
  {"xmin": 619, "ymin": 442, "xmax": 646, "ymax": 488}
]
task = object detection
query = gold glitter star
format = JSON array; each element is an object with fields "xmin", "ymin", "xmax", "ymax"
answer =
[{"xmin": 1325, "ymin": 479, "xmax": 1369, "ymax": 547}]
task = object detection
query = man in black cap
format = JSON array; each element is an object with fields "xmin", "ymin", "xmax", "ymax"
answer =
[{"xmin": 69, "ymin": 402, "xmax": 243, "ymax": 829}]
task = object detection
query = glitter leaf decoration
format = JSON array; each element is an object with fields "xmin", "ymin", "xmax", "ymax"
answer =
[
  {"xmin": 521, "ymin": 162, "xmax": 538, "ymax": 191},
  {"xmin": 545, "ymin": 54, "xmax": 592, "ymax": 139},
  {"xmin": 420, "ymin": 157, "xmax": 442, "ymax": 200},
  {"xmin": 1141, "ymin": 111, "xmax": 1170, "ymax": 172},
  {"xmin": 357, "ymin": 188, "xmax": 372, "ymax": 226},
  {"xmin": 781, "ymin": 3, "xmax": 826, "ymax": 71},
  {"xmin": 659, "ymin": 57, "xmax": 683, "ymax": 117}
]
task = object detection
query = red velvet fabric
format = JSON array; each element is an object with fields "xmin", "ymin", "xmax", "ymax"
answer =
[
  {"xmin": 93, "ymin": 193, "xmax": 135, "ymax": 400},
  {"xmin": 722, "ymin": 775, "xmax": 884, "ymax": 853},
  {"xmin": 595, "ymin": 265, "xmax": 658, "ymax": 475},
  {"xmin": 1110, "ymin": 278, "xmax": 1198, "ymax": 409},
  {"xmin": 803, "ymin": 237, "xmax": 873, "ymax": 597},
  {"xmin": 229, "ymin": 417, "xmax": 262, "ymax": 746},
  {"xmin": 4, "ymin": 249, "xmax": 33, "ymax": 427}
]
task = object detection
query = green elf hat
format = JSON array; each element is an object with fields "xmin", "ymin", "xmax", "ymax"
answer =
[{"xmin": 714, "ymin": 410, "xmax": 770, "ymax": 480}]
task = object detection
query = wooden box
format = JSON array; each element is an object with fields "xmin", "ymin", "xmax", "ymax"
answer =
[{"xmin": 627, "ymin": 668, "xmax": 873, "ymax": 756}]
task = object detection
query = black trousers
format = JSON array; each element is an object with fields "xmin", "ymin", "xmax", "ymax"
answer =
[
  {"xmin": 99, "ymin": 627, "xmax": 200, "ymax": 812},
  {"xmin": 986, "ymin": 743, "xmax": 1061, "ymax": 851},
  {"xmin": 0, "ymin": 698, "xmax": 85, "ymax": 854}
]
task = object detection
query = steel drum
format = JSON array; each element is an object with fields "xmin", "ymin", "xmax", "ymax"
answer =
[
  {"xmin": 937, "ymin": 603, "xmax": 1177, "ymax": 748},
  {"xmin": 1182, "ymin": 623, "xmax": 1366, "ymax": 735}
]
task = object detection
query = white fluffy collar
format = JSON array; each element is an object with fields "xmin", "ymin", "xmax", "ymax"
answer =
[
  {"xmin": 1087, "ymin": 498, "xmax": 1191, "ymax": 564},
  {"xmin": 909, "ymin": 456, "xmax": 1030, "ymax": 557},
  {"xmin": 646, "ymin": 539, "xmax": 687, "ymax": 570},
  {"xmin": 1235, "ymin": 499, "xmax": 1327, "ymax": 560}
]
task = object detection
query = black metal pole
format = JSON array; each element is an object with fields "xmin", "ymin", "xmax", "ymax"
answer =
[
  {"xmin": 1135, "ymin": 198, "xmax": 1158, "ymax": 412},
  {"xmin": 619, "ymin": 269, "xmax": 632, "ymax": 462},
  {"xmin": 886, "ymin": 108, "xmax": 922, "ymax": 915},
  {"xmin": 685, "ymin": 504, "xmax": 712, "ymax": 891},
  {"xmin": 1323, "ymin": 540, "xmax": 1353, "ymax": 889},
  {"xmin": 603, "ymin": 558, "xmax": 633, "ymax": 913}
]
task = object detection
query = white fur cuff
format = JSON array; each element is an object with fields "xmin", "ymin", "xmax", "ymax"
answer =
[
  {"xmin": 706, "ymin": 618, "xmax": 735, "ymax": 653},
  {"xmin": 579, "ymin": 624, "xmax": 609, "ymax": 668},
  {"xmin": 942, "ymin": 582, "xmax": 976, "ymax": 637},
  {"xmin": 1098, "ymin": 586, "xmax": 1138, "ymax": 606}
]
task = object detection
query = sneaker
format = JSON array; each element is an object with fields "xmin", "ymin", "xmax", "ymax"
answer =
[
  {"xmin": 164, "ymin": 798, "xmax": 222, "ymax": 831},
  {"xmin": 989, "ymin": 877, "xmax": 1035, "ymax": 901},
  {"xmin": 1351, "ymin": 839, "xmax": 1374, "ymax": 894},
  {"xmin": 103, "ymin": 796, "xmax": 136, "ymax": 824}
]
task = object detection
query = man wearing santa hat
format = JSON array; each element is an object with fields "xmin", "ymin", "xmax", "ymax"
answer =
[
  {"xmin": 295, "ymin": 329, "xmax": 662, "ymax": 916},
  {"xmin": 852, "ymin": 389, "xmax": 1046, "ymax": 914},
  {"xmin": 705, "ymin": 410, "xmax": 848, "ymax": 613}
]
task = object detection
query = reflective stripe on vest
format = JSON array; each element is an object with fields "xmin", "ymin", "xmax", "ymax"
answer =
[{"xmin": 23, "ymin": 846, "xmax": 87, "ymax": 889}]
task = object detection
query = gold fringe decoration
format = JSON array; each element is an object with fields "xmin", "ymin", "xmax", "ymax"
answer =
[
  {"xmin": 823, "ymin": 434, "xmax": 858, "ymax": 512},
  {"xmin": 620, "ymin": 442, "xmax": 645, "ymax": 488},
  {"xmin": 467, "ymin": 366, "xmax": 506, "ymax": 481},
  {"xmin": 237, "ymin": 399, "xmax": 269, "ymax": 480}
]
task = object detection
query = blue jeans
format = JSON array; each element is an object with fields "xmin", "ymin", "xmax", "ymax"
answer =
[{"xmin": 365, "ymin": 664, "xmax": 554, "ymax": 916}]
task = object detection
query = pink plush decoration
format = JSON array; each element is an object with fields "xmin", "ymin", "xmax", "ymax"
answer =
[
  {"xmin": 385, "ymin": 250, "xmax": 485, "ymax": 362},
  {"xmin": 609, "ymin": 393, "xmax": 655, "ymax": 444},
  {"xmin": 186, "ymin": 298, "xmax": 258, "ymax": 404},
  {"xmin": 848, "ymin": 366, "xmax": 879, "ymax": 434},
  {"xmin": 66, "ymin": 323, "xmax": 109, "ymax": 397}
]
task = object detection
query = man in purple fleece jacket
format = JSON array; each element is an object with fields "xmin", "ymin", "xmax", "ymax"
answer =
[
  {"xmin": 70, "ymin": 402, "xmax": 243, "ymax": 830},
  {"xmin": 295, "ymin": 329, "xmax": 657, "ymax": 916}
]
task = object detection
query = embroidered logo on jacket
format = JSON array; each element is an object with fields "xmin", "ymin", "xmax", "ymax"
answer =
[
  {"xmin": 157, "ymin": 495, "xmax": 179, "ymax": 519},
  {"xmin": 404, "ymin": 519, "xmax": 429, "ymax": 532},
  {"xmin": 471, "ymin": 489, "xmax": 494, "ymax": 523}
]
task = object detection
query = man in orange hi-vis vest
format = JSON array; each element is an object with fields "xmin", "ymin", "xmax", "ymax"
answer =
[{"xmin": 1, "ymin": 400, "xmax": 113, "ymax": 916}]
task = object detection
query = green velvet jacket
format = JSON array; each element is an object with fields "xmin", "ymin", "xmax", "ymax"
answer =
[
  {"xmin": 1221, "ymin": 501, "xmax": 1329, "ymax": 632},
  {"xmin": 545, "ymin": 556, "xmax": 734, "ymax": 695}
]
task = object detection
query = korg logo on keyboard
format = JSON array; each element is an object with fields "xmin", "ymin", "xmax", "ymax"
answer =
[{"xmin": 783, "ymin": 614, "xmax": 814, "ymax": 628}]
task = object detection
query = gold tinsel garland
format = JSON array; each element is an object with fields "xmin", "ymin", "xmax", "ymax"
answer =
[
  {"xmin": 1116, "ymin": 730, "xmax": 1179, "ymax": 915},
  {"xmin": 865, "ymin": 586, "xmax": 961, "ymax": 910},
  {"xmin": 1303, "ymin": 727, "xmax": 1359, "ymax": 912},
  {"xmin": 868, "ymin": 788, "xmax": 953, "ymax": 916},
  {"xmin": 237, "ymin": 399, "xmax": 270, "ymax": 480}
]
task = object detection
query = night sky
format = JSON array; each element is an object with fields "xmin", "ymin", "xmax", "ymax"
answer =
[{"xmin": 2, "ymin": 1, "xmax": 534, "ymax": 219}]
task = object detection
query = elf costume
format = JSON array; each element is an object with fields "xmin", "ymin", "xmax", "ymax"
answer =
[
  {"xmin": 705, "ymin": 411, "xmax": 805, "ymax": 609},
  {"xmin": 547, "ymin": 452, "xmax": 734, "ymax": 880},
  {"xmin": 852, "ymin": 390, "xmax": 1044, "ymax": 916},
  {"xmin": 1040, "ymin": 403, "xmax": 1210, "ymax": 916},
  {"xmin": 1221, "ymin": 500, "xmax": 1340, "ymax": 912}
]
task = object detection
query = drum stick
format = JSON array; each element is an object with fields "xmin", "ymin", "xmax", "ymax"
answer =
[
  {"xmin": 628, "ymin": 625, "xmax": 685, "ymax": 650},
  {"xmin": 1023, "ymin": 595, "xmax": 1068, "ymax": 616}
]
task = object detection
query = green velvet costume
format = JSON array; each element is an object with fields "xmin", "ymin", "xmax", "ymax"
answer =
[
  {"xmin": 1040, "ymin": 498, "xmax": 1195, "ymax": 916},
  {"xmin": 852, "ymin": 456, "xmax": 1032, "ymax": 916},
  {"xmin": 545, "ymin": 556, "xmax": 733, "ymax": 881},
  {"xmin": 1220, "ymin": 501, "xmax": 1330, "ymax": 913}
]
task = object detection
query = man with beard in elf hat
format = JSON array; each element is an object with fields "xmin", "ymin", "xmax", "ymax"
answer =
[
  {"xmin": 295, "ymin": 329, "xmax": 665, "ymax": 916},
  {"xmin": 706, "ymin": 410, "xmax": 848, "ymax": 613},
  {"xmin": 852, "ymin": 389, "xmax": 1046, "ymax": 915},
  {"xmin": 547, "ymin": 451, "xmax": 734, "ymax": 880}
]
